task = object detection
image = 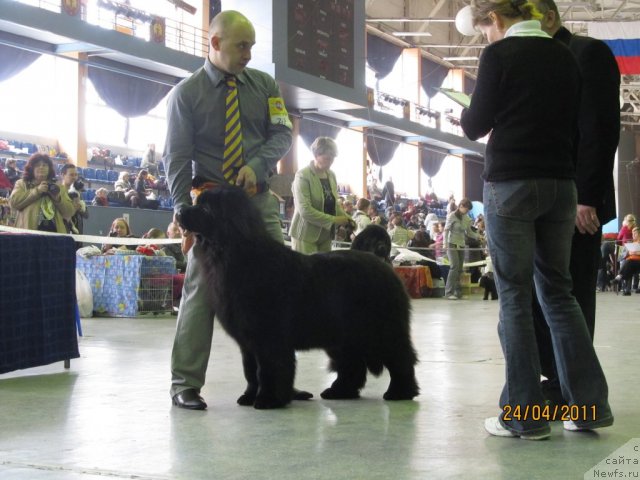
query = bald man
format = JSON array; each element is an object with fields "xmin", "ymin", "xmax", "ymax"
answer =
[{"xmin": 164, "ymin": 11, "xmax": 305, "ymax": 409}]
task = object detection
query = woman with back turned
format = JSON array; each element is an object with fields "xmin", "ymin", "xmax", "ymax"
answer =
[{"xmin": 460, "ymin": 0, "xmax": 613, "ymax": 440}]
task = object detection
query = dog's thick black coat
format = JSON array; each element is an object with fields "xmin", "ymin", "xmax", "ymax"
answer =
[{"xmin": 178, "ymin": 186, "xmax": 419, "ymax": 409}]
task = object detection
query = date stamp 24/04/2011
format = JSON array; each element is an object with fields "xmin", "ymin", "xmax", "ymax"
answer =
[{"xmin": 502, "ymin": 404, "xmax": 598, "ymax": 422}]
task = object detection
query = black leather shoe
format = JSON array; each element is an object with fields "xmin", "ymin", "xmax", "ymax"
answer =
[{"xmin": 172, "ymin": 389, "xmax": 207, "ymax": 410}]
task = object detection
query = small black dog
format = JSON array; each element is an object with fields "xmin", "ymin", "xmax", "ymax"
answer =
[
  {"xmin": 479, "ymin": 272, "xmax": 498, "ymax": 300},
  {"xmin": 178, "ymin": 186, "xmax": 419, "ymax": 409},
  {"xmin": 351, "ymin": 224, "xmax": 392, "ymax": 263}
]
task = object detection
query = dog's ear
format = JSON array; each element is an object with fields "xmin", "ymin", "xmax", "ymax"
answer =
[{"xmin": 178, "ymin": 206, "xmax": 212, "ymax": 236}]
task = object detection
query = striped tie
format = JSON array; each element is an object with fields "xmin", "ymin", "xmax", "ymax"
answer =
[{"xmin": 222, "ymin": 75, "xmax": 243, "ymax": 183}]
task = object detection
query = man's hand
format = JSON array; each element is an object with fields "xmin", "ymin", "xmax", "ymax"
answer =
[
  {"xmin": 576, "ymin": 204, "xmax": 600, "ymax": 235},
  {"xmin": 236, "ymin": 165, "xmax": 257, "ymax": 197},
  {"xmin": 173, "ymin": 211, "xmax": 194, "ymax": 254}
]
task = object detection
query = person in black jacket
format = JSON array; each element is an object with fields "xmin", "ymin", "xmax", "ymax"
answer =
[
  {"xmin": 530, "ymin": 0, "xmax": 621, "ymax": 406},
  {"xmin": 461, "ymin": 0, "xmax": 613, "ymax": 440}
]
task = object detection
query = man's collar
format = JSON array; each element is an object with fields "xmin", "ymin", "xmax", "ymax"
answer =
[{"xmin": 204, "ymin": 59, "xmax": 246, "ymax": 86}]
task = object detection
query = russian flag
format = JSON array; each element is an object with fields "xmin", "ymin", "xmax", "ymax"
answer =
[{"xmin": 588, "ymin": 22, "xmax": 640, "ymax": 74}]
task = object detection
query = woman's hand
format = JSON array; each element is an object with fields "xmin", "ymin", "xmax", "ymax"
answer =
[{"xmin": 37, "ymin": 181, "xmax": 49, "ymax": 195}]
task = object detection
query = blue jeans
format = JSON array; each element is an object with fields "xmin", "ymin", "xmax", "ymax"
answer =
[{"xmin": 483, "ymin": 179, "xmax": 612, "ymax": 435}]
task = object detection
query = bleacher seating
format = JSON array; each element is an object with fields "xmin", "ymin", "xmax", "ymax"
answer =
[
  {"xmin": 107, "ymin": 170, "xmax": 119, "ymax": 182},
  {"xmin": 95, "ymin": 169, "xmax": 108, "ymax": 182},
  {"xmin": 16, "ymin": 160, "xmax": 26, "ymax": 170},
  {"xmin": 83, "ymin": 189, "xmax": 96, "ymax": 202},
  {"xmin": 83, "ymin": 167, "xmax": 96, "ymax": 180}
]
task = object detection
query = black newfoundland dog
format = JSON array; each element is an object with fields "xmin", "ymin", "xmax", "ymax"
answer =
[
  {"xmin": 351, "ymin": 224, "xmax": 392, "ymax": 263},
  {"xmin": 178, "ymin": 186, "xmax": 419, "ymax": 409}
]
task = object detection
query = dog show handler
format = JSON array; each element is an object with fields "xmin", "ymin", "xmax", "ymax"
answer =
[{"xmin": 163, "ymin": 10, "xmax": 296, "ymax": 410}]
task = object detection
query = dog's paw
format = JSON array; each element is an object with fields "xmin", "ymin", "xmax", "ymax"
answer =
[
  {"xmin": 293, "ymin": 388, "xmax": 313, "ymax": 401},
  {"xmin": 320, "ymin": 387, "xmax": 360, "ymax": 400},
  {"xmin": 237, "ymin": 392, "xmax": 256, "ymax": 406},
  {"xmin": 383, "ymin": 389, "xmax": 419, "ymax": 401}
]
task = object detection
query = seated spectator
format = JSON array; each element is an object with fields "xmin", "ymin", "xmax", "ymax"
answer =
[
  {"xmin": 102, "ymin": 217, "xmax": 135, "ymax": 254},
  {"xmin": 368, "ymin": 203, "xmax": 384, "ymax": 227},
  {"xmin": 162, "ymin": 221, "xmax": 187, "ymax": 273},
  {"xmin": 617, "ymin": 214, "xmax": 636, "ymax": 244},
  {"xmin": 612, "ymin": 226, "xmax": 640, "ymax": 296},
  {"xmin": 114, "ymin": 171, "xmax": 138, "ymax": 206},
  {"xmin": 133, "ymin": 170, "xmax": 158, "ymax": 209},
  {"xmin": 432, "ymin": 222, "xmax": 445, "ymax": 260},
  {"xmin": 352, "ymin": 197, "xmax": 371, "ymax": 238},
  {"xmin": 9, "ymin": 153, "xmax": 75, "ymax": 233},
  {"xmin": 137, "ymin": 227, "xmax": 166, "ymax": 256},
  {"xmin": 408, "ymin": 229, "xmax": 433, "ymax": 256},
  {"xmin": 0, "ymin": 167, "xmax": 12, "ymax": 196},
  {"xmin": 93, "ymin": 187, "xmax": 109, "ymax": 206},
  {"xmin": 388, "ymin": 215, "xmax": 414, "ymax": 247},
  {"xmin": 599, "ymin": 213, "xmax": 636, "ymax": 290},
  {"xmin": 3, "ymin": 158, "xmax": 20, "ymax": 186},
  {"xmin": 423, "ymin": 209, "xmax": 439, "ymax": 233}
]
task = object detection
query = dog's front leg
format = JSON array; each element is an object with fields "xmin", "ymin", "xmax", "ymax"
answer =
[
  {"xmin": 253, "ymin": 348, "xmax": 296, "ymax": 409},
  {"xmin": 237, "ymin": 347, "xmax": 259, "ymax": 406}
]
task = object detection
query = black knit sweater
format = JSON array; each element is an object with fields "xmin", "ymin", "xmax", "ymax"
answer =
[{"xmin": 461, "ymin": 36, "xmax": 581, "ymax": 182}]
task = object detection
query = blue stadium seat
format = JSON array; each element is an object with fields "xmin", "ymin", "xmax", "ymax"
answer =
[
  {"xmin": 95, "ymin": 169, "xmax": 107, "ymax": 181},
  {"xmin": 16, "ymin": 159, "xmax": 26, "ymax": 170},
  {"xmin": 83, "ymin": 168, "xmax": 96, "ymax": 180},
  {"xmin": 76, "ymin": 167, "xmax": 83, "ymax": 177},
  {"xmin": 84, "ymin": 189, "xmax": 96, "ymax": 201},
  {"xmin": 107, "ymin": 170, "xmax": 119, "ymax": 182}
]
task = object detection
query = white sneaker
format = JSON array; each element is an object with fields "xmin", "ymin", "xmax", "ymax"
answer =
[
  {"xmin": 563, "ymin": 420, "xmax": 589, "ymax": 431},
  {"xmin": 484, "ymin": 417, "xmax": 550, "ymax": 441},
  {"xmin": 447, "ymin": 295, "xmax": 459, "ymax": 300},
  {"xmin": 564, "ymin": 417, "xmax": 613, "ymax": 431}
]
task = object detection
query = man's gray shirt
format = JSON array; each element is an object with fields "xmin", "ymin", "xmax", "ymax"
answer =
[{"xmin": 163, "ymin": 59, "xmax": 293, "ymax": 213}]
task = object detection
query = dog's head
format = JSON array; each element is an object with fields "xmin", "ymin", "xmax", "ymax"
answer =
[
  {"xmin": 176, "ymin": 185, "xmax": 267, "ymax": 246},
  {"xmin": 351, "ymin": 224, "xmax": 392, "ymax": 263}
]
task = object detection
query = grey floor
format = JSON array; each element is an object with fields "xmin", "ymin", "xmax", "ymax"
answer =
[{"xmin": 1, "ymin": 291, "xmax": 638, "ymax": 480}]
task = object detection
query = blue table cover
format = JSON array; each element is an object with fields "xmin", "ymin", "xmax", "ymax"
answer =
[{"xmin": 0, "ymin": 233, "xmax": 80, "ymax": 374}]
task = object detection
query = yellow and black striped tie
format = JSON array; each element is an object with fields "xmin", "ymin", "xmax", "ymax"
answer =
[{"xmin": 222, "ymin": 75, "xmax": 243, "ymax": 183}]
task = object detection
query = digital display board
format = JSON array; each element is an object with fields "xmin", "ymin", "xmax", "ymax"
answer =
[{"xmin": 287, "ymin": 0, "xmax": 355, "ymax": 88}]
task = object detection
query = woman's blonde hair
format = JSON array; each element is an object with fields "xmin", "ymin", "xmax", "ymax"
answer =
[
  {"xmin": 470, "ymin": 0, "xmax": 542, "ymax": 27},
  {"xmin": 624, "ymin": 214, "xmax": 636, "ymax": 226}
]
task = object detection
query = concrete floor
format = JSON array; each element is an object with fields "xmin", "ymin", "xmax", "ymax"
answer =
[{"xmin": 0, "ymin": 291, "xmax": 638, "ymax": 480}]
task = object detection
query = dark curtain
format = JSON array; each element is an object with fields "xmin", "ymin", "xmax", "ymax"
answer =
[
  {"xmin": 366, "ymin": 135, "xmax": 399, "ymax": 166},
  {"xmin": 0, "ymin": 44, "xmax": 41, "ymax": 82},
  {"xmin": 209, "ymin": 0, "xmax": 222, "ymax": 21},
  {"xmin": 421, "ymin": 57, "xmax": 450, "ymax": 98},
  {"xmin": 299, "ymin": 117, "xmax": 341, "ymax": 148},
  {"xmin": 420, "ymin": 147, "xmax": 447, "ymax": 177},
  {"xmin": 463, "ymin": 155, "xmax": 484, "ymax": 202},
  {"xmin": 366, "ymin": 34, "xmax": 403, "ymax": 80},
  {"xmin": 464, "ymin": 76, "xmax": 476, "ymax": 95},
  {"xmin": 88, "ymin": 67, "xmax": 172, "ymax": 143}
]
